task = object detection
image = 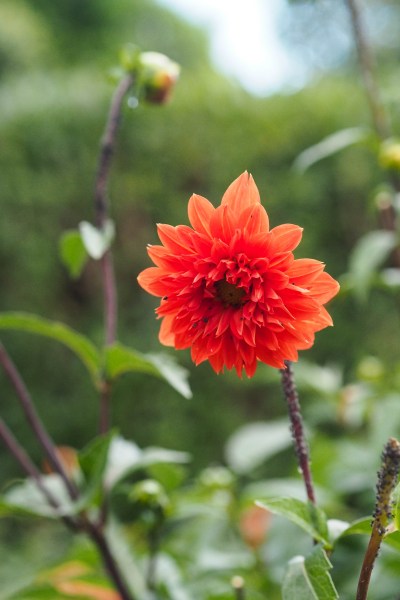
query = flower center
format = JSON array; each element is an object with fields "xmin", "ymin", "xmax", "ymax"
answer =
[{"xmin": 215, "ymin": 280, "xmax": 246, "ymax": 307}]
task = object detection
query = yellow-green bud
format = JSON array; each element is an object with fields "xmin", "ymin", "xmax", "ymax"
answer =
[
  {"xmin": 138, "ymin": 51, "xmax": 180, "ymax": 105},
  {"xmin": 379, "ymin": 139, "xmax": 400, "ymax": 171}
]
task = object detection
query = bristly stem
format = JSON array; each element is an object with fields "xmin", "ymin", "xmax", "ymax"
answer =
[
  {"xmin": 356, "ymin": 437, "xmax": 400, "ymax": 600},
  {"xmin": 345, "ymin": 0, "xmax": 389, "ymax": 140},
  {"xmin": 280, "ymin": 361, "xmax": 316, "ymax": 505},
  {"xmin": 94, "ymin": 73, "xmax": 134, "ymax": 434},
  {"xmin": 0, "ymin": 342, "xmax": 79, "ymax": 501}
]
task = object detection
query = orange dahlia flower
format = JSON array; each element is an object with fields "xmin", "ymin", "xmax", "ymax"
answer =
[{"xmin": 138, "ymin": 173, "xmax": 339, "ymax": 377}]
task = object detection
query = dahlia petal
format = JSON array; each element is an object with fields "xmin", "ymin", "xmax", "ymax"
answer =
[
  {"xmin": 208, "ymin": 352, "xmax": 224, "ymax": 374},
  {"xmin": 188, "ymin": 194, "xmax": 215, "ymax": 236},
  {"xmin": 287, "ymin": 258, "xmax": 324, "ymax": 282},
  {"xmin": 269, "ymin": 224, "xmax": 303, "ymax": 252},
  {"xmin": 159, "ymin": 315, "xmax": 175, "ymax": 346},
  {"xmin": 239, "ymin": 203, "xmax": 270, "ymax": 235},
  {"xmin": 137, "ymin": 267, "xmax": 166, "ymax": 296},
  {"xmin": 147, "ymin": 245, "xmax": 183, "ymax": 270},
  {"xmin": 221, "ymin": 172, "xmax": 260, "ymax": 212},
  {"xmin": 310, "ymin": 271, "xmax": 340, "ymax": 303},
  {"xmin": 210, "ymin": 204, "xmax": 236, "ymax": 241},
  {"xmin": 157, "ymin": 223, "xmax": 193, "ymax": 253}
]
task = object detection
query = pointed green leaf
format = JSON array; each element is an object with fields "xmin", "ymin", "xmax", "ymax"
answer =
[
  {"xmin": 0, "ymin": 475, "xmax": 75, "ymax": 519},
  {"xmin": 104, "ymin": 342, "xmax": 192, "ymax": 398},
  {"xmin": 225, "ymin": 420, "xmax": 292, "ymax": 474},
  {"xmin": 348, "ymin": 230, "xmax": 398, "ymax": 301},
  {"xmin": 78, "ymin": 430, "xmax": 115, "ymax": 507},
  {"xmin": 294, "ymin": 127, "xmax": 368, "ymax": 172},
  {"xmin": 0, "ymin": 312, "xmax": 101, "ymax": 384},
  {"xmin": 59, "ymin": 230, "xmax": 88, "ymax": 278},
  {"xmin": 256, "ymin": 497, "xmax": 330, "ymax": 547},
  {"xmin": 282, "ymin": 545, "xmax": 338, "ymax": 600}
]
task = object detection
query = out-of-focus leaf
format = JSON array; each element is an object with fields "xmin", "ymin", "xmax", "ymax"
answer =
[
  {"xmin": 79, "ymin": 219, "xmax": 115, "ymax": 260},
  {"xmin": 104, "ymin": 343, "xmax": 192, "ymax": 399},
  {"xmin": 294, "ymin": 361, "xmax": 342, "ymax": 395},
  {"xmin": 256, "ymin": 497, "xmax": 330, "ymax": 547},
  {"xmin": 0, "ymin": 475, "xmax": 75, "ymax": 518},
  {"xmin": 380, "ymin": 267, "xmax": 400, "ymax": 288},
  {"xmin": 0, "ymin": 312, "xmax": 101, "ymax": 384},
  {"xmin": 337, "ymin": 516, "xmax": 371, "ymax": 537},
  {"xmin": 347, "ymin": 230, "xmax": 397, "ymax": 301},
  {"xmin": 294, "ymin": 127, "xmax": 368, "ymax": 172},
  {"xmin": 105, "ymin": 521, "xmax": 151, "ymax": 600},
  {"xmin": 282, "ymin": 545, "xmax": 338, "ymax": 599},
  {"xmin": 78, "ymin": 431, "xmax": 115, "ymax": 507},
  {"xmin": 59, "ymin": 230, "xmax": 88, "ymax": 278},
  {"xmin": 225, "ymin": 420, "xmax": 292, "ymax": 474},
  {"xmin": 384, "ymin": 530, "xmax": 400, "ymax": 552},
  {"xmin": 104, "ymin": 436, "xmax": 190, "ymax": 489},
  {"xmin": 155, "ymin": 554, "xmax": 194, "ymax": 600},
  {"xmin": 327, "ymin": 519, "xmax": 350, "ymax": 545}
]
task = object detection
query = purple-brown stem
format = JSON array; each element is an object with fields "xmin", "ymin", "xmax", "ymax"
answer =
[
  {"xmin": 0, "ymin": 343, "xmax": 78, "ymax": 501},
  {"xmin": 356, "ymin": 437, "xmax": 400, "ymax": 600},
  {"xmin": 345, "ymin": 0, "xmax": 389, "ymax": 141},
  {"xmin": 280, "ymin": 361, "xmax": 316, "ymax": 505},
  {"xmin": 345, "ymin": 0, "xmax": 400, "ymax": 267},
  {"xmin": 94, "ymin": 73, "xmax": 134, "ymax": 433},
  {"xmin": 0, "ymin": 418, "xmax": 78, "ymax": 530}
]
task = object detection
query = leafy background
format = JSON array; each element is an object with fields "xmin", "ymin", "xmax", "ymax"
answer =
[{"xmin": 1, "ymin": 0, "xmax": 400, "ymax": 598}]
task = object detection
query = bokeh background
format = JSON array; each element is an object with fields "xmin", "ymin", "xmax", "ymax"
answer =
[{"xmin": 1, "ymin": 1, "xmax": 400, "ymax": 597}]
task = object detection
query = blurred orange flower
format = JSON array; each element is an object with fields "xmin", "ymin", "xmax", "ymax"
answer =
[{"xmin": 138, "ymin": 173, "xmax": 339, "ymax": 377}]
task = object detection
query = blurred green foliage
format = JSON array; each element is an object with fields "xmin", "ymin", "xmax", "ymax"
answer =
[
  {"xmin": 1, "ymin": 0, "xmax": 400, "ymax": 476},
  {"xmin": 1, "ymin": 0, "xmax": 400, "ymax": 597}
]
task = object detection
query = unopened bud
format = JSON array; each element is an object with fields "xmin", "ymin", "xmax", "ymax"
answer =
[
  {"xmin": 138, "ymin": 51, "xmax": 180, "ymax": 105},
  {"xmin": 379, "ymin": 139, "xmax": 400, "ymax": 171}
]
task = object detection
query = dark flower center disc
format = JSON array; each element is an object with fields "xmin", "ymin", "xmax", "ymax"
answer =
[{"xmin": 215, "ymin": 280, "xmax": 246, "ymax": 307}]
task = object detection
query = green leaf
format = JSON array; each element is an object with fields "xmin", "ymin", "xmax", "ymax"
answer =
[
  {"xmin": 256, "ymin": 497, "xmax": 330, "ymax": 547},
  {"xmin": 105, "ymin": 436, "xmax": 190, "ymax": 489},
  {"xmin": 59, "ymin": 229, "xmax": 88, "ymax": 278},
  {"xmin": 348, "ymin": 230, "xmax": 398, "ymax": 301},
  {"xmin": 294, "ymin": 126, "xmax": 368, "ymax": 172},
  {"xmin": 78, "ymin": 431, "xmax": 115, "ymax": 507},
  {"xmin": 104, "ymin": 342, "xmax": 192, "ymax": 399},
  {"xmin": 225, "ymin": 420, "xmax": 292, "ymax": 474},
  {"xmin": 282, "ymin": 545, "xmax": 339, "ymax": 600},
  {"xmin": 338, "ymin": 517, "xmax": 372, "ymax": 538},
  {"xmin": 0, "ymin": 475, "xmax": 75, "ymax": 519},
  {"xmin": 0, "ymin": 312, "xmax": 101, "ymax": 384},
  {"xmin": 79, "ymin": 219, "xmax": 115, "ymax": 260}
]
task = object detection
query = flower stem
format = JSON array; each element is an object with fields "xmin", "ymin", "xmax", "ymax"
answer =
[
  {"xmin": 0, "ymin": 342, "xmax": 78, "ymax": 501},
  {"xmin": 280, "ymin": 361, "xmax": 316, "ymax": 505},
  {"xmin": 85, "ymin": 519, "xmax": 136, "ymax": 600},
  {"xmin": 94, "ymin": 73, "xmax": 134, "ymax": 433},
  {"xmin": 231, "ymin": 576, "xmax": 246, "ymax": 600},
  {"xmin": 356, "ymin": 437, "xmax": 400, "ymax": 600},
  {"xmin": 345, "ymin": 0, "xmax": 400, "ymax": 265},
  {"xmin": 345, "ymin": 0, "xmax": 389, "ymax": 141},
  {"xmin": 0, "ymin": 417, "xmax": 77, "ymax": 529}
]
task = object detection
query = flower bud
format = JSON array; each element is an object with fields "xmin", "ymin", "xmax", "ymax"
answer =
[
  {"xmin": 239, "ymin": 504, "xmax": 271, "ymax": 550},
  {"xmin": 379, "ymin": 139, "xmax": 400, "ymax": 171},
  {"xmin": 129, "ymin": 479, "xmax": 169, "ymax": 512},
  {"xmin": 138, "ymin": 51, "xmax": 180, "ymax": 105}
]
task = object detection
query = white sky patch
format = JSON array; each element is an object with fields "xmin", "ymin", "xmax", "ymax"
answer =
[{"xmin": 156, "ymin": 0, "xmax": 307, "ymax": 95}]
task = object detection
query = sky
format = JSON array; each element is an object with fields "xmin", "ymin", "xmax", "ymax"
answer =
[{"xmin": 157, "ymin": 0, "xmax": 307, "ymax": 96}]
